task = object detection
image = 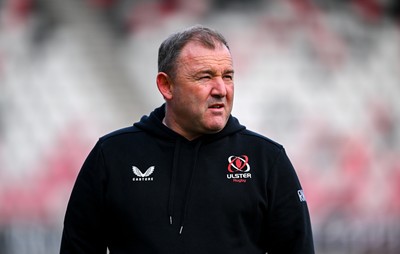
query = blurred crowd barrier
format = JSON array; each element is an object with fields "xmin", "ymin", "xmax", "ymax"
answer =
[{"xmin": 0, "ymin": 0, "xmax": 399, "ymax": 253}]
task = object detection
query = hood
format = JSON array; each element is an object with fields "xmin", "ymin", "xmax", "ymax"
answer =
[{"xmin": 134, "ymin": 104, "xmax": 246, "ymax": 142}]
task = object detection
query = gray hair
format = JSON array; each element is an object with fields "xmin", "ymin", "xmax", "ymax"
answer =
[{"xmin": 158, "ymin": 25, "xmax": 230, "ymax": 79}]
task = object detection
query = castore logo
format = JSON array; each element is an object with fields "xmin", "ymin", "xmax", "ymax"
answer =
[{"xmin": 132, "ymin": 166, "xmax": 154, "ymax": 181}]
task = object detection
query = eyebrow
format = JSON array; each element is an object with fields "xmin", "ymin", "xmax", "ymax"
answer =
[
  {"xmin": 195, "ymin": 69, "xmax": 235, "ymax": 76},
  {"xmin": 223, "ymin": 69, "xmax": 235, "ymax": 75}
]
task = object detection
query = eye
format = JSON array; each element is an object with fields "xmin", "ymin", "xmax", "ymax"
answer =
[
  {"xmin": 198, "ymin": 75, "xmax": 211, "ymax": 80},
  {"xmin": 223, "ymin": 75, "xmax": 233, "ymax": 81}
]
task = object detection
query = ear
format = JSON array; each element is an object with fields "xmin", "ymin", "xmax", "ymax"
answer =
[{"xmin": 156, "ymin": 72, "xmax": 173, "ymax": 100}]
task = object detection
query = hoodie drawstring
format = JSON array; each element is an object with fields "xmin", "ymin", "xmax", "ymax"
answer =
[
  {"xmin": 178, "ymin": 141, "xmax": 202, "ymax": 234},
  {"xmin": 168, "ymin": 139, "xmax": 181, "ymax": 226},
  {"xmin": 167, "ymin": 139, "xmax": 202, "ymax": 235}
]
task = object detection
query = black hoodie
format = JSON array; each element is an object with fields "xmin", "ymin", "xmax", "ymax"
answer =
[{"xmin": 60, "ymin": 104, "xmax": 315, "ymax": 254}]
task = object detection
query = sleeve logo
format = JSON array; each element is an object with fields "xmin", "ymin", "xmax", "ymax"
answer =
[
  {"xmin": 297, "ymin": 189, "xmax": 307, "ymax": 202},
  {"xmin": 227, "ymin": 155, "xmax": 251, "ymax": 183}
]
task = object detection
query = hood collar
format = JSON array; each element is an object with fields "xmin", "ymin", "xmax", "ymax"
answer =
[{"xmin": 134, "ymin": 104, "xmax": 246, "ymax": 142}]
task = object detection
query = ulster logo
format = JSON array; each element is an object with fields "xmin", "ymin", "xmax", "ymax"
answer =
[
  {"xmin": 227, "ymin": 155, "xmax": 251, "ymax": 183},
  {"xmin": 228, "ymin": 155, "xmax": 250, "ymax": 173},
  {"xmin": 132, "ymin": 166, "xmax": 154, "ymax": 181}
]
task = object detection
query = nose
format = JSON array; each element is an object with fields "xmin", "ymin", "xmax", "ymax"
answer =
[{"xmin": 211, "ymin": 77, "xmax": 227, "ymax": 98}]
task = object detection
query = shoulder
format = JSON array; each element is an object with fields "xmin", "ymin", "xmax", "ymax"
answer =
[
  {"xmin": 98, "ymin": 125, "xmax": 144, "ymax": 144},
  {"xmin": 239, "ymin": 129, "xmax": 283, "ymax": 150}
]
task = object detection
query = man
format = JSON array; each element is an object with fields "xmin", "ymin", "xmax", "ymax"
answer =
[{"xmin": 60, "ymin": 25, "xmax": 315, "ymax": 253}]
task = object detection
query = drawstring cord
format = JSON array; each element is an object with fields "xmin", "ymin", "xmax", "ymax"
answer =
[
  {"xmin": 178, "ymin": 141, "xmax": 202, "ymax": 235},
  {"xmin": 168, "ymin": 140, "xmax": 181, "ymax": 226},
  {"xmin": 167, "ymin": 139, "xmax": 202, "ymax": 235}
]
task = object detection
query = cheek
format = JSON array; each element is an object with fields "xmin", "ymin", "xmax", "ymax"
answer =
[
  {"xmin": 188, "ymin": 87, "xmax": 210, "ymax": 102},
  {"xmin": 226, "ymin": 85, "xmax": 234, "ymax": 99},
  {"xmin": 179, "ymin": 92, "xmax": 204, "ymax": 114}
]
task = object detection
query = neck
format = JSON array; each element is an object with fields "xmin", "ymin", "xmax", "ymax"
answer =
[{"xmin": 162, "ymin": 116, "xmax": 199, "ymax": 141}]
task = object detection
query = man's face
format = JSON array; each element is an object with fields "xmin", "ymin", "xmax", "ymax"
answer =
[{"xmin": 166, "ymin": 41, "xmax": 234, "ymax": 140}]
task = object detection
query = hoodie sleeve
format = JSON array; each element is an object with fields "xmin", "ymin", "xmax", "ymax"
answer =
[
  {"xmin": 60, "ymin": 141, "xmax": 108, "ymax": 254},
  {"xmin": 264, "ymin": 148, "xmax": 315, "ymax": 254}
]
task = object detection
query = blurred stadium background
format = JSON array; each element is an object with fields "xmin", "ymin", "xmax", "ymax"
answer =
[{"xmin": 0, "ymin": 0, "xmax": 399, "ymax": 253}]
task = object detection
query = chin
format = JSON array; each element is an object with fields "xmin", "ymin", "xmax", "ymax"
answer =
[
  {"xmin": 203, "ymin": 116, "xmax": 229, "ymax": 132},
  {"xmin": 205, "ymin": 123, "xmax": 226, "ymax": 133}
]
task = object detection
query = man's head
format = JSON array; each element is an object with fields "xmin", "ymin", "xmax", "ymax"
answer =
[
  {"xmin": 158, "ymin": 25, "xmax": 230, "ymax": 79},
  {"xmin": 156, "ymin": 25, "xmax": 234, "ymax": 140}
]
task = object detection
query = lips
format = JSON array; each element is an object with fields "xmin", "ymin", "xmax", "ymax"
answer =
[{"xmin": 209, "ymin": 103, "xmax": 224, "ymax": 109}]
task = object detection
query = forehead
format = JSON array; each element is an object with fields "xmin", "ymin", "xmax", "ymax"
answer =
[{"xmin": 178, "ymin": 41, "xmax": 233, "ymax": 69}]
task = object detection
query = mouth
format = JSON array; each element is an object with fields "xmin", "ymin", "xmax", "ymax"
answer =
[{"xmin": 209, "ymin": 103, "xmax": 224, "ymax": 109}]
